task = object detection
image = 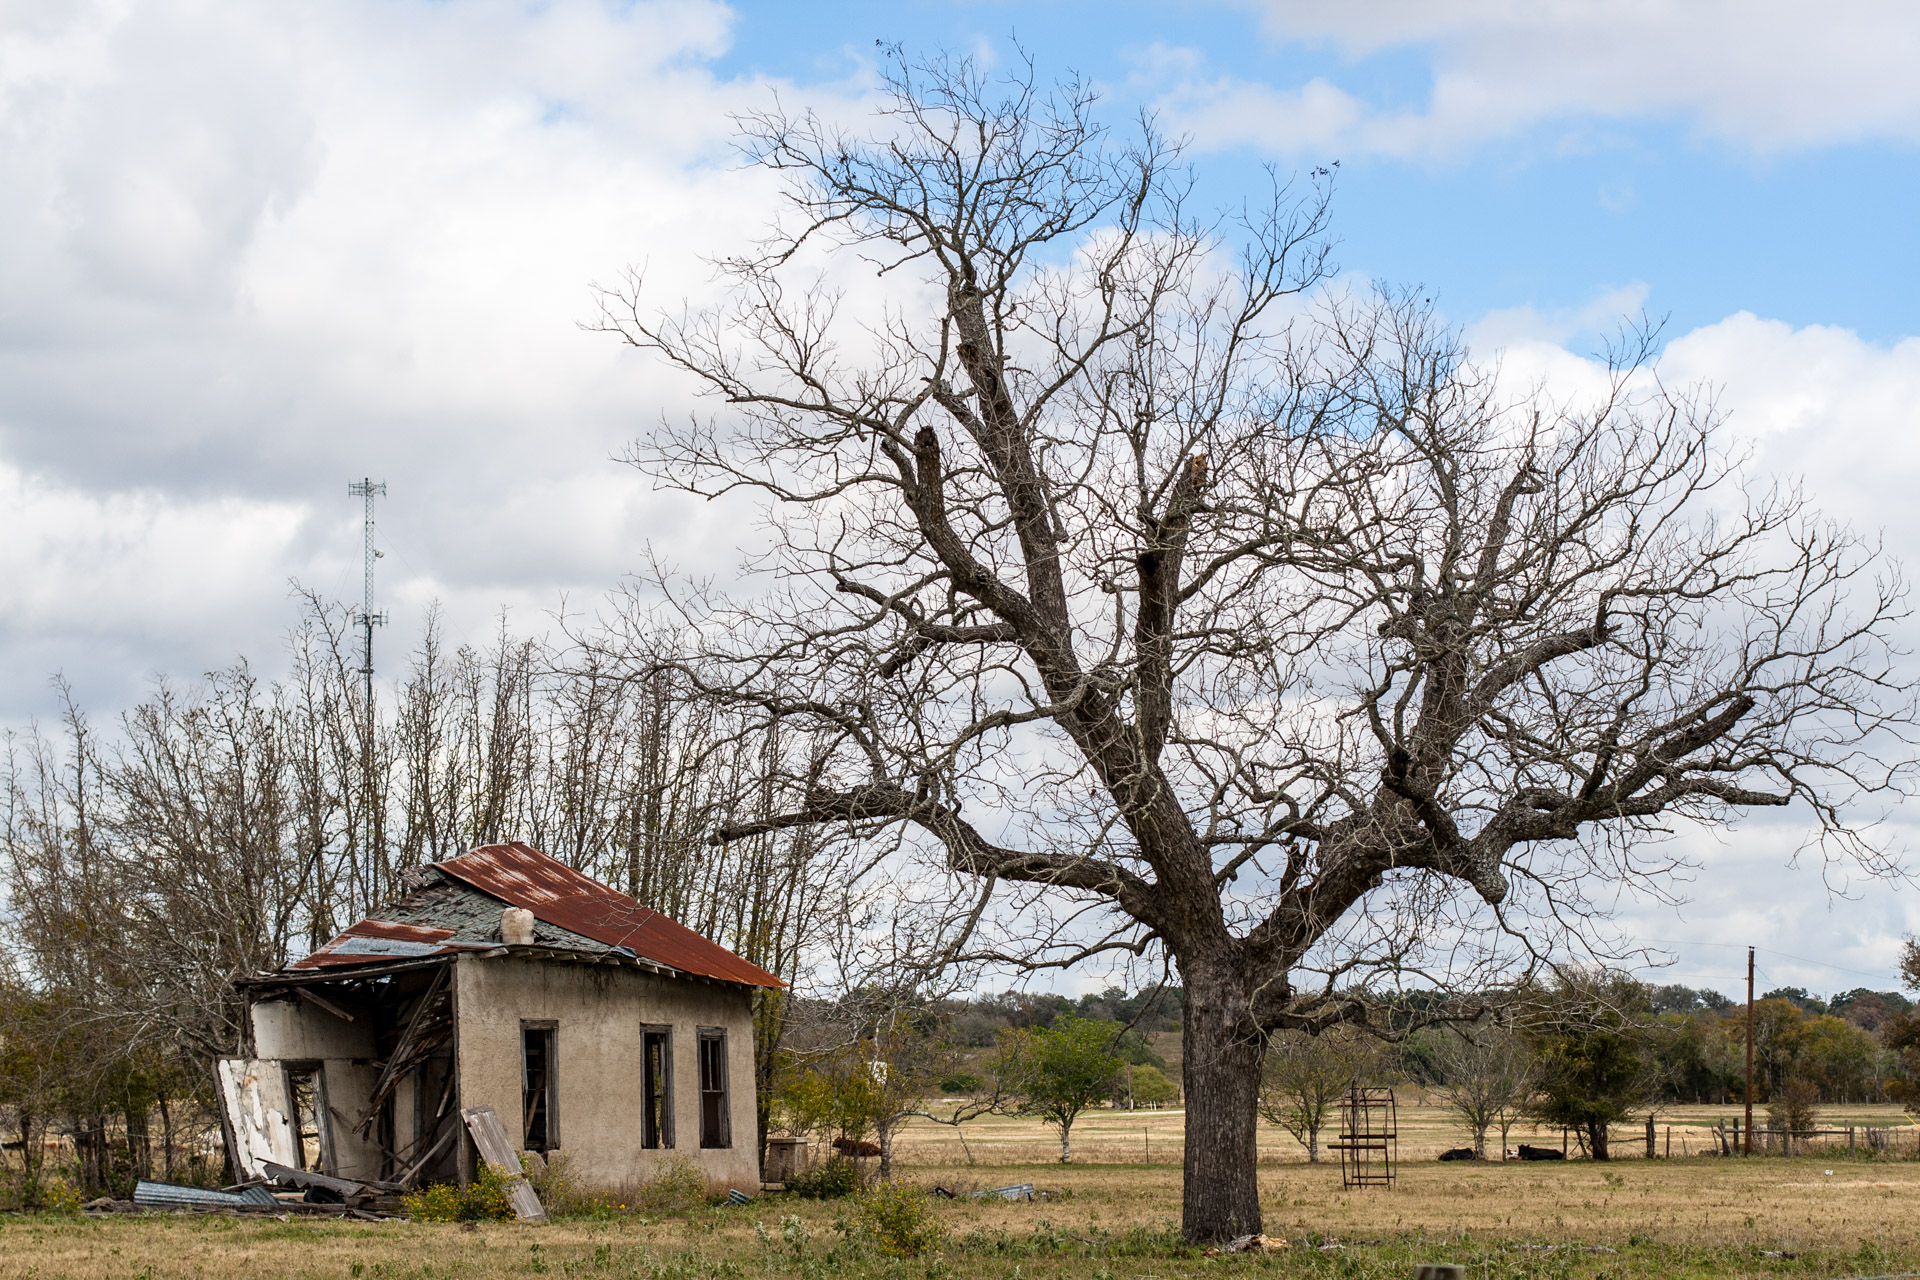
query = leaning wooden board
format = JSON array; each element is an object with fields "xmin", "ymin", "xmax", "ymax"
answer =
[{"xmin": 459, "ymin": 1105, "xmax": 548, "ymax": 1223}]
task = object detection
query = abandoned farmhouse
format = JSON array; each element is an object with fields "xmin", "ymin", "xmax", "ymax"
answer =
[{"xmin": 219, "ymin": 842, "xmax": 783, "ymax": 1195}]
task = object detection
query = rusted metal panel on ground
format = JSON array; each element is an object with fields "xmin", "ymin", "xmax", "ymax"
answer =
[
  {"xmin": 436, "ymin": 842, "xmax": 784, "ymax": 988},
  {"xmin": 134, "ymin": 1180, "xmax": 279, "ymax": 1209},
  {"xmin": 216, "ymin": 1058, "xmax": 301, "ymax": 1178}
]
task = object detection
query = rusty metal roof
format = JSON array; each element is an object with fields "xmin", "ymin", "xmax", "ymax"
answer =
[
  {"xmin": 290, "ymin": 918, "xmax": 482, "ymax": 969},
  {"xmin": 434, "ymin": 843, "xmax": 785, "ymax": 988}
]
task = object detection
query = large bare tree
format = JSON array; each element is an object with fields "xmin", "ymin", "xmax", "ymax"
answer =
[{"xmin": 597, "ymin": 51, "xmax": 1914, "ymax": 1239}]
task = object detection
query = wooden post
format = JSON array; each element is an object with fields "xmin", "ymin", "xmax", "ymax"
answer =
[
  {"xmin": 1744, "ymin": 947, "xmax": 1756, "ymax": 1156},
  {"xmin": 1665, "ymin": 1126, "xmax": 1671, "ymax": 1159},
  {"xmin": 1849, "ymin": 1126, "xmax": 1855, "ymax": 1153},
  {"xmin": 1646, "ymin": 1115, "xmax": 1656, "ymax": 1159}
]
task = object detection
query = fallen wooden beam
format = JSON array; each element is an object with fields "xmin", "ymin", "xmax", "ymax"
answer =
[{"xmin": 460, "ymin": 1105, "xmax": 546, "ymax": 1223}]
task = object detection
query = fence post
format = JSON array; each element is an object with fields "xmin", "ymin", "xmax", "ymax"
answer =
[{"xmin": 1646, "ymin": 1115, "xmax": 1656, "ymax": 1159}]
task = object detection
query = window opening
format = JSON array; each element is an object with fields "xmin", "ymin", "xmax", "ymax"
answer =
[
  {"xmin": 522, "ymin": 1024, "xmax": 558, "ymax": 1152},
  {"xmin": 698, "ymin": 1029, "xmax": 729, "ymax": 1149},
  {"xmin": 642, "ymin": 1028, "xmax": 673, "ymax": 1149},
  {"xmin": 285, "ymin": 1063, "xmax": 328, "ymax": 1173}
]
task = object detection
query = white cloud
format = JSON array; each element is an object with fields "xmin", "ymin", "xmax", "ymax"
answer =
[
  {"xmin": 1159, "ymin": 2, "xmax": 1920, "ymax": 157},
  {"xmin": 0, "ymin": 0, "xmax": 857, "ymax": 718}
]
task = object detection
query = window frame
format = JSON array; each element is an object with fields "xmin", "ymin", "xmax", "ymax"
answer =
[
  {"xmin": 697, "ymin": 1027, "xmax": 730, "ymax": 1149},
  {"xmin": 520, "ymin": 1020, "xmax": 560, "ymax": 1153},
  {"xmin": 640, "ymin": 1024, "xmax": 674, "ymax": 1150},
  {"xmin": 282, "ymin": 1060, "xmax": 333, "ymax": 1174}
]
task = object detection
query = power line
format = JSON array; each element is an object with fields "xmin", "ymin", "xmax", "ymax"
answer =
[{"xmin": 1637, "ymin": 937, "xmax": 1897, "ymax": 984}]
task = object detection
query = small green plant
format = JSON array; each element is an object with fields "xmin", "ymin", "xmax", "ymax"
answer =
[
  {"xmin": 856, "ymin": 1181, "xmax": 943, "ymax": 1258},
  {"xmin": 787, "ymin": 1156, "xmax": 864, "ymax": 1200},
  {"xmin": 402, "ymin": 1162, "xmax": 516, "ymax": 1222},
  {"xmin": 38, "ymin": 1178, "xmax": 84, "ymax": 1215},
  {"xmin": 521, "ymin": 1151, "xmax": 624, "ymax": 1218},
  {"xmin": 631, "ymin": 1158, "xmax": 708, "ymax": 1213}
]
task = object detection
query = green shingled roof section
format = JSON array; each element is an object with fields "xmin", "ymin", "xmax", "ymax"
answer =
[{"xmin": 374, "ymin": 872, "xmax": 621, "ymax": 957}]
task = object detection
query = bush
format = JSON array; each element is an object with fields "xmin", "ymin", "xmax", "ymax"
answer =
[
  {"xmin": 402, "ymin": 1162, "xmax": 516, "ymax": 1222},
  {"xmin": 522, "ymin": 1151, "xmax": 624, "ymax": 1218},
  {"xmin": 787, "ymin": 1156, "xmax": 864, "ymax": 1199},
  {"xmin": 856, "ymin": 1181, "xmax": 943, "ymax": 1258},
  {"xmin": 38, "ymin": 1178, "xmax": 83, "ymax": 1215},
  {"xmin": 631, "ymin": 1158, "xmax": 708, "ymax": 1213},
  {"xmin": 938, "ymin": 1073, "xmax": 982, "ymax": 1094}
]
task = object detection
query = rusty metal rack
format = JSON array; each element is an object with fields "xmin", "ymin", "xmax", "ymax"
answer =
[{"xmin": 1328, "ymin": 1086, "xmax": 1397, "ymax": 1188}]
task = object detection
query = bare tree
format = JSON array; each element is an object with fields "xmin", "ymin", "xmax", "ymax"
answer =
[
  {"xmin": 596, "ymin": 47, "xmax": 1913, "ymax": 1238},
  {"xmin": 1259, "ymin": 1026, "xmax": 1382, "ymax": 1163},
  {"xmin": 1427, "ymin": 1024, "xmax": 1535, "ymax": 1159}
]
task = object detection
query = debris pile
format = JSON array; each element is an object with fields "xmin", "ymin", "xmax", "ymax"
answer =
[
  {"xmin": 1204, "ymin": 1234, "xmax": 1291, "ymax": 1256},
  {"xmin": 94, "ymin": 1164, "xmax": 404, "ymax": 1219}
]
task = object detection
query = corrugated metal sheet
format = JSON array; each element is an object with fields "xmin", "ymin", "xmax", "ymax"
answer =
[
  {"xmin": 436, "ymin": 843, "xmax": 785, "ymax": 988},
  {"xmin": 291, "ymin": 919, "xmax": 472, "ymax": 969},
  {"xmin": 134, "ymin": 1181, "xmax": 279, "ymax": 1209}
]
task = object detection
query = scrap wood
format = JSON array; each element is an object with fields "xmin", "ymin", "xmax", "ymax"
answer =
[
  {"xmin": 392, "ymin": 1120, "xmax": 459, "ymax": 1189},
  {"xmin": 1204, "ymin": 1234, "xmax": 1291, "ymax": 1257},
  {"xmin": 356, "ymin": 968, "xmax": 453, "ymax": 1136},
  {"xmin": 263, "ymin": 1161, "xmax": 367, "ymax": 1199},
  {"xmin": 459, "ymin": 1105, "xmax": 547, "ymax": 1223}
]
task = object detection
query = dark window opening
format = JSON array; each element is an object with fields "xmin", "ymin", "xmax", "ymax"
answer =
[
  {"xmin": 698, "ymin": 1029, "xmax": 729, "ymax": 1149},
  {"xmin": 642, "ymin": 1028, "xmax": 673, "ymax": 1149},
  {"xmin": 522, "ymin": 1024, "xmax": 558, "ymax": 1152},
  {"xmin": 285, "ymin": 1063, "xmax": 329, "ymax": 1173}
]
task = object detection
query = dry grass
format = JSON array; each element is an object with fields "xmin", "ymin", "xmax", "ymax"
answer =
[{"xmin": 7, "ymin": 1106, "xmax": 1920, "ymax": 1279}]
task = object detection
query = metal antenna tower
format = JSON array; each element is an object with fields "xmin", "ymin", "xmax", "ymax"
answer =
[
  {"xmin": 348, "ymin": 478, "xmax": 387, "ymax": 887},
  {"xmin": 348, "ymin": 478, "xmax": 389, "ymax": 710}
]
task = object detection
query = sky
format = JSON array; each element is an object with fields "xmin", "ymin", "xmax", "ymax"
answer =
[{"xmin": 2, "ymin": 0, "xmax": 1918, "ymax": 1000}]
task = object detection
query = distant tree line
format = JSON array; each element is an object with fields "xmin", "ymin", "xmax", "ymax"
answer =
[{"xmin": 770, "ymin": 968, "xmax": 1920, "ymax": 1172}]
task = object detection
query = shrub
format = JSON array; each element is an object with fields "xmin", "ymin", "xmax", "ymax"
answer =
[
  {"xmin": 402, "ymin": 1162, "xmax": 516, "ymax": 1222},
  {"xmin": 521, "ymin": 1151, "xmax": 621, "ymax": 1217},
  {"xmin": 38, "ymin": 1178, "xmax": 83, "ymax": 1215},
  {"xmin": 787, "ymin": 1156, "xmax": 864, "ymax": 1199},
  {"xmin": 631, "ymin": 1158, "xmax": 708, "ymax": 1213},
  {"xmin": 856, "ymin": 1181, "xmax": 943, "ymax": 1258},
  {"xmin": 938, "ymin": 1073, "xmax": 981, "ymax": 1094}
]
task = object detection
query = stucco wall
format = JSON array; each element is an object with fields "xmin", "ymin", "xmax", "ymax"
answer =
[
  {"xmin": 247, "ymin": 997, "xmax": 386, "ymax": 1180},
  {"xmin": 453, "ymin": 954, "xmax": 760, "ymax": 1193}
]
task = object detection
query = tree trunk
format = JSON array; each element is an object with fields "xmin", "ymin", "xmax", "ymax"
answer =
[
  {"xmin": 1589, "ymin": 1120, "xmax": 1610, "ymax": 1161},
  {"xmin": 1060, "ymin": 1121, "xmax": 1072, "ymax": 1163},
  {"xmin": 1180, "ymin": 980, "xmax": 1264, "ymax": 1242},
  {"xmin": 159, "ymin": 1092, "xmax": 175, "ymax": 1181},
  {"xmin": 1472, "ymin": 1123, "xmax": 1487, "ymax": 1159}
]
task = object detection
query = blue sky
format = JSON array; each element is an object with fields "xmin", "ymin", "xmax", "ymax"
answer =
[
  {"xmin": 0, "ymin": 0, "xmax": 1916, "ymax": 999},
  {"xmin": 716, "ymin": 1, "xmax": 1916, "ymax": 344}
]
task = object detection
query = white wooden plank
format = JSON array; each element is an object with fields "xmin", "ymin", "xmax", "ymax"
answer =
[
  {"xmin": 459, "ymin": 1105, "xmax": 547, "ymax": 1223},
  {"xmin": 217, "ymin": 1058, "xmax": 300, "ymax": 1179}
]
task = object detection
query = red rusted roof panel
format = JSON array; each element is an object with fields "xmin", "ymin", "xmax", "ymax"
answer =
[
  {"xmin": 290, "ymin": 919, "xmax": 461, "ymax": 969},
  {"xmin": 434, "ymin": 842, "xmax": 785, "ymax": 988}
]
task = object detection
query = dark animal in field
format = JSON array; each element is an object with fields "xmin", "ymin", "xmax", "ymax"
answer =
[
  {"xmin": 1437, "ymin": 1147, "xmax": 1477, "ymax": 1162},
  {"xmin": 1516, "ymin": 1144, "xmax": 1566, "ymax": 1161},
  {"xmin": 831, "ymin": 1137, "xmax": 883, "ymax": 1158}
]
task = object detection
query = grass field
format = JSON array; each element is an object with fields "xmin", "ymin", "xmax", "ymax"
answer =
[{"xmin": 8, "ymin": 1106, "xmax": 1920, "ymax": 1279}]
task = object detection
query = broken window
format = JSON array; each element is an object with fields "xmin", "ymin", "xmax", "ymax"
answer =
[
  {"xmin": 522, "ymin": 1023, "xmax": 559, "ymax": 1152},
  {"xmin": 641, "ymin": 1027, "xmax": 673, "ymax": 1149},
  {"xmin": 284, "ymin": 1062, "xmax": 329, "ymax": 1173},
  {"xmin": 698, "ymin": 1028, "xmax": 729, "ymax": 1149}
]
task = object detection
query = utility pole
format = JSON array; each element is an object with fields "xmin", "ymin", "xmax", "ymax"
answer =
[
  {"xmin": 1744, "ymin": 946, "xmax": 1755, "ymax": 1156},
  {"xmin": 349, "ymin": 478, "xmax": 387, "ymax": 903}
]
